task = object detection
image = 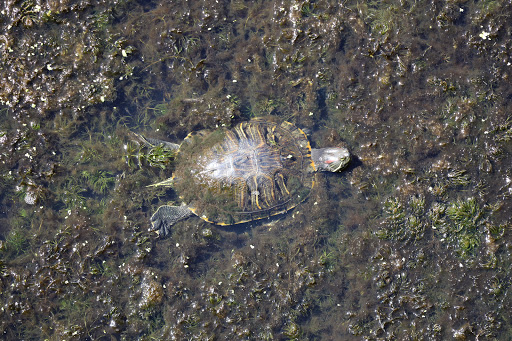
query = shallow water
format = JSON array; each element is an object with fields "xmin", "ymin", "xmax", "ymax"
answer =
[{"xmin": 0, "ymin": 0, "xmax": 511, "ymax": 339}]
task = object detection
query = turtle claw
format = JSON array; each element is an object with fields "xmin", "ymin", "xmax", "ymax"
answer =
[{"xmin": 150, "ymin": 205, "xmax": 193, "ymax": 237}]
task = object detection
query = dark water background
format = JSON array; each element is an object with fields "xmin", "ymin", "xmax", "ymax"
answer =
[{"xmin": 0, "ymin": 0, "xmax": 511, "ymax": 339}]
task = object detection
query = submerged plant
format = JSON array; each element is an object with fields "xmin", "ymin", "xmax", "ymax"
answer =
[
  {"xmin": 493, "ymin": 116, "xmax": 512, "ymax": 142},
  {"xmin": 430, "ymin": 197, "xmax": 487, "ymax": 259},
  {"xmin": 409, "ymin": 195, "xmax": 425, "ymax": 216},
  {"xmin": 378, "ymin": 195, "xmax": 425, "ymax": 241},
  {"xmin": 82, "ymin": 170, "xmax": 116, "ymax": 195},
  {"xmin": 145, "ymin": 144, "xmax": 175, "ymax": 169},
  {"xmin": 366, "ymin": 4, "xmax": 399, "ymax": 36},
  {"xmin": 447, "ymin": 169, "xmax": 471, "ymax": 187},
  {"xmin": 488, "ymin": 223, "xmax": 506, "ymax": 240},
  {"xmin": 123, "ymin": 141, "xmax": 142, "ymax": 168},
  {"xmin": 446, "ymin": 197, "xmax": 481, "ymax": 233},
  {"xmin": 58, "ymin": 178, "xmax": 87, "ymax": 209},
  {"xmin": 458, "ymin": 232, "xmax": 480, "ymax": 258},
  {"xmin": 283, "ymin": 321, "xmax": 301, "ymax": 340},
  {"xmin": 255, "ymin": 98, "xmax": 285, "ymax": 116},
  {"xmin": 428, "ymin": 202, "xmax": 447, "ymax": 231},
  {"xmin": 4, "ymin": 227, "xmax": 30, "ymax": 258},
  {"xmin": 444, "ymin": 198, "xmax": 484, "ymax": 258}
]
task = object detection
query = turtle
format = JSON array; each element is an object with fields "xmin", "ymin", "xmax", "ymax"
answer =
[{"xmin": 136, "ymin": 117, "xmax": 350, "ymax": 236}]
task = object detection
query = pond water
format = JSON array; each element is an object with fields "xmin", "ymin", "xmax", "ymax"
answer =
[{"xmin": 0, "ymin": 0, "xmax": 511, "ymax": 339}]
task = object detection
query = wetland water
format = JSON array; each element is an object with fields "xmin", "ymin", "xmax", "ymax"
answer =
[{"xmin": 0, "ymin": 0, "xmax": 511, "ymax": 339}]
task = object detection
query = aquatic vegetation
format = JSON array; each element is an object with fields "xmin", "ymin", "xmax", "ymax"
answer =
[
  {"xmin": 57, "ymin": 178, "xmax": 87, "ymax": 210},
  {"xmin": 0, "ymin": 0, "xmax": 511, "ymax": 339},
  {"xmin": 493, "ymin": 116, "xmax": 512, "ymax": 142},
  {"xmin": 446, "ymin": 198, "xmax": 481, "ymax": 232},
  {"xmin": 75, "ymin": 144, "xmax": 98, "ymax": 164},
  {"xmin": 409, "ymin": 194, "xmax": 425, "ymax": 216},
  {"xmin": 377, "ymin": 195, "xmax": 425, "ymax": 242},
  {"xmin": 427, "ymin": 76, "xmax": 458, "ymax": 94},
  {"xmin": 146, "ymin": 103, "xmax": 169, "ymax": 118},
  {"xmin": 457, "ymin": 232, "xmax": 480, "ymax": 258},
  {"xmin": 428, "ymin": 201, "xmax": 447, "ymax": 230},
  {"xmin": 447, "ymin": 169, "xmax": 470, "ymax": 187},
  {"xmin": 145, "ymin": 144, "xmax": 176, "ymax": 170},
  {"xmin": 81, "ymin": 170, "xmax": 116, "ymax": 195},
  {"xmin": 488, "ymin": 223, "xmax": 506, "ymax": 240},
  {"xmin": 444, "ymin": 198, "xmax": 485, "ymax": 258},
  {"xmin": 379, "ymin": 193, "xmax": 497, "ymax": 260},
  {"xmin": 139, "ymin": 277, "xmax": 164, "ymax": 310},
  {"xmin": 123, "ymin": 141, "xmax": 142, "ymax": 168},
  {"xmin": 283, "ymin": 321, "xmax": 301, "ymax": 340},
  {"xmin": 89, "ymin": 260, "xmax": 114, "ymax": 277},
  {"xmin": 255, "ymin": 98, "xmax": 286, "ymax": 116},
  {"xmin": 3, "ymin": 227, "xmax": 30, "ymax": 258},
  {"xmin": 318, "ymin": 250, "xmax": 335, "ymax": 270},
  {"xmin": 487, "ymin": 276, "xmax": 504, "ymax": 297},
  {"xmin": 365, "ymin": 3, "xmax": 400, "ymax": 36}
]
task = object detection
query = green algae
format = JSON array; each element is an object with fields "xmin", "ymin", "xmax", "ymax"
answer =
[{"xmin": 0, "ymin": 0, "xmax": 511, "ymax": 339}]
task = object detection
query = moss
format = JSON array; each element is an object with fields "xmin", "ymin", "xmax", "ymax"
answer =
[
  {"xmin": 446, "ymin": 198, "xmax": 481, "ymax": 233},
  {"xmin": 366, "ymin": 4, "xmax": 400, "ymax": 36},
  {"xmin": 57, "ymin": 178, "xmax": 87, "ymax": 210},
  {"xmin": 447, "ymin": 170, "xmax": 471, "ymax": 187},
  {"xmin": 379, "ymin": 196, "xmax": 426, "ymax": 241},
  {"xmin": 282, "ymin": 321, "xmax": 301, "ymax": 340},
  {"xmin": 3, "ymin": 227, "xmax": 30, "ymax": 258},
  {"xmin": 82, "ymin": 170, "xmax": 116, "ymax": 195}
]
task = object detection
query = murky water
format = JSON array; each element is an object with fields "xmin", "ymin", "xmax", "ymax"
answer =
[{"xmin": 0, "ymin": 0, "xmax": 511, "ymax": 339}]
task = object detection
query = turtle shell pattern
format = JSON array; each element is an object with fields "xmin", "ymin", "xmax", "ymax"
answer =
[{"xmin": 172, "ymin": 118, "xmax": 316, "ymax": 225}]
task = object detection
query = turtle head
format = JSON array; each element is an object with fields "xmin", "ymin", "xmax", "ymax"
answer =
[{"xmin": 312, "ymin": 147, "xmax": 350, "ymax": 172}]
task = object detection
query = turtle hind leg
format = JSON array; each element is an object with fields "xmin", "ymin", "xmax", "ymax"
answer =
[
  {"xmin": 150, "ymin": 204, "xmax": 193, "ymax": 236},
  {"xmin": 132, "ymin": 132, "xmax": 180, "ymax": 151}
]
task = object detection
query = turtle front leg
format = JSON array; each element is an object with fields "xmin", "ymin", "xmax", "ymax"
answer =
[{"xmin": 150, "ymin": 204, "xmax": 193, "ymax": 236}]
